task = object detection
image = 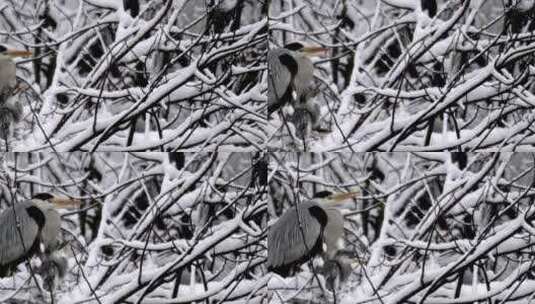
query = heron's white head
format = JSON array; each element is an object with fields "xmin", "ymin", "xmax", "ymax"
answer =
[
  {"xmin": 284, "ymin": 42, "xmax": 328, "ymax": 58},
  {"xmin": 32, "ymin": 192, "xmax": 81, "ymax": 210},
  {"xmin": 313, "ymin": 190, "xmax": 359, "ymax": 208}
]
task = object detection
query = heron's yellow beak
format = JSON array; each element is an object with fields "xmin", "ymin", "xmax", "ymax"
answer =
[
  {"xmin": 50, "ymin": 196, "xmax": 82, "ymax": 209},
  {"xmin": 330, "ymin": 191, "xmax": 360, "ymax": 202},
  {"xmin": 5, "ymin": 49, "xmax": 32, "ymax": 58},
  {"xmin": 322, "ymin": 191, "xmax": 359, "ymax": 207},
  {"xmin": 302, "ymin": 46, "xmax": 328, "ymax": 57}
]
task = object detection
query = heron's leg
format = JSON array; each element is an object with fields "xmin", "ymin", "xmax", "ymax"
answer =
[
  {"xmin": 305, "ymin": 101, "xmax": 321, "ymax": 131},
  {"xmin": 51, "ymin": 254, "xmax": 68, "ymax": 278},
  {"xmin": 39, "ymin": 253, "xmax": 58, "ymax": 291},
  {"xmin": 49, "ymin": 288, "xmax": 55, "ymax": 304},
  {"xmin": 333, "ymin": 285, "xmax": 337, "ymax": 304}
]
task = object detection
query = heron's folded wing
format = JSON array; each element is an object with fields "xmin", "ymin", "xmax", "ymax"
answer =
[
  {"xmin": 268, "ymin": 51, "xmax": 293, "ymax": 114},
  {"xmin": 0, "ymin": 204, "xmax": 39, "ymax": 265},
  {"xmin": 268, "ymin": 206, "xmax": 322, "ymax": 268}
]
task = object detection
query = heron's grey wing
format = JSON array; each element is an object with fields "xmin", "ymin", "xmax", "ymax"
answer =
[
  {"xmin": 268, "ymin": 202, "xmax": 322, "ymax": 269},
  {"xmin": 0, "ymin": 203, "xmax": 39, "ymax": 266},
  {"xmin": 268, "ymin": 50, "xmax": 294, "ymax": 115}
]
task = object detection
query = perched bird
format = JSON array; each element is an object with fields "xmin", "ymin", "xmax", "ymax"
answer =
[
  {"xmin": 268, "ymin": 42, "xmax": 326, "ymax": 129},
  {"xmin": 0, "ymin": 192, "xmax": 80, "ymax": 278},
  {"xmin": 0, "ymin": 45, "xmax": 31, "ymax": 150},
  {"xmin": 267, "ymin": 190, "xmax": 359, "ymax": 277}
]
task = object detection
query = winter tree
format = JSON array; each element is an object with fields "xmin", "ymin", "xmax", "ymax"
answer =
[
  {"xmin": 268, "ymin": 152, "xmax": 535, "ymax": 303},
  {"xmin": 0, "ymin": 0, "xmax": 266, "ymax": 151},
  {"xmin": 268, "ymin": 0, "xmax": 535, "ymax": 151},
  {"xmin": 0, "ymin": 152, "xmax": 267, "ymax": 303}
]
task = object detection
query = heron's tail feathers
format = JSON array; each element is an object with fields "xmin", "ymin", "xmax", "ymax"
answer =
[
  {"xmin": 268, "ymin": 87, "xmax": 293, "ymax": 117},
  {"xmin": 268, "ymin": 103, "xmax": 282, "ymax": 116},
  {"xmin": 0, "ymin": 265, "xmax": 8, "ymax": 277},
  {"xmin": 0, "ymin": 263, "xmax": 16, "ymax": 278},
  {"xmin": 267, "ymin": 264, "xmax": 292, "ymax": 277}
]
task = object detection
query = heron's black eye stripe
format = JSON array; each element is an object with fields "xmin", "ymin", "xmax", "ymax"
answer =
[
  {"xmin": 26, "ymin": 206, "xmax": 45, "ymax": 229},
  {"xmin": 313, "ymin": 190, "xmax": 332, "ymax": 198},
  {"xmin": 123, "ymin": 0, "xmax": 140, "ymax": 17},
  {"xmin": 421, "ymin": 0, "xmax": 437, "ymax": 17},
  {"xmin": 284, "ymin": 42, "xmax": 304, "ymax": 51},
  {"xmin": 33, "ymin": 193, "xmax": 54, "ymax": 201},
  {"xmin": 0, "ymin": 45, "xmax": 6, "ymax": 53},
  {"xmin": 279, "ymin": 54, "xmax": 298, "ymax": 76},
  {"xmin": 308, "ymin": 205, "xmax": 328, "ymax": 227}
]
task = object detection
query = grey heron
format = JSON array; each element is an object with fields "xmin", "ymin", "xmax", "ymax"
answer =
[
  {"xmin": 0, "ymin": 192, "xmax": 80, "ymax": 278},
  {"xmin": 267, "ymin": 190, "xmax": 359, "ymax": 277},
  {"xmin": 0, "ymin": 44, "xmax": 31, "ymax": 150},
  {"xmin": 268, "ymin": 42, "xmax": 326, "ymax": 130}
]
